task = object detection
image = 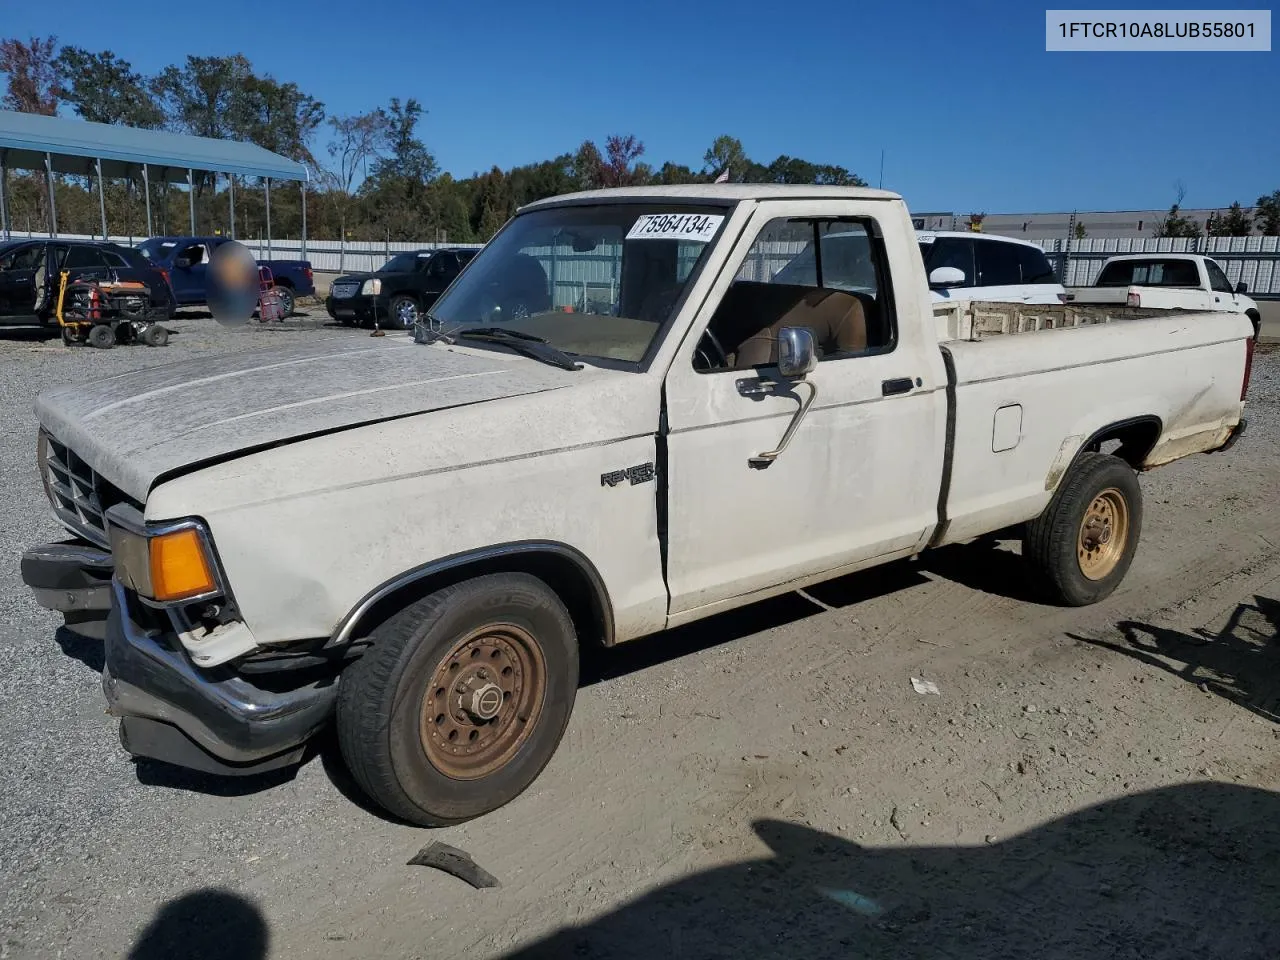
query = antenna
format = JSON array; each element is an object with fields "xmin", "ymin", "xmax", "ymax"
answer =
[{"xmin": 879, "ymin": 150, "xmax": 885, "ymax": 189}]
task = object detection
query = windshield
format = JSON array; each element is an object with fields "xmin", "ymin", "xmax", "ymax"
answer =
[
  {"xmin": 379, "ymin": 252, "xmax": 418, "ymax": 274},
  {"xmin": 428, "ymin": 204, "xmax": 728, "ymax": 364},
  {"xmin": 137, "ymin": 240, "xmax": 176, "ymax": 263}
]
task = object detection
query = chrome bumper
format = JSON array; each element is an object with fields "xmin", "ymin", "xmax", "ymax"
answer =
[{"xmin": 104, "ymin": 580, "xmax": 338, "ymax": 775}]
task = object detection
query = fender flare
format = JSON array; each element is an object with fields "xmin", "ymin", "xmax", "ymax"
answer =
[{"xmin": 327, "ymin": 540, "xmax": 616, "ymax": 649}]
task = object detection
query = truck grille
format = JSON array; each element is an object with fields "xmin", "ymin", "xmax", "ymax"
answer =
[
  {"xmin": 331, "ymin": 282, "xmax": 358, "ymax": 299},
  {"xmin": 39, "ymin": 434, "xmax": 134, "ymax": 547}
]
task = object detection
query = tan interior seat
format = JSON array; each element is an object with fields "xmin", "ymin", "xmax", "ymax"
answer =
[{"xmin": 708, "ymin": 282, "xmax": 868, "ymax": 369}]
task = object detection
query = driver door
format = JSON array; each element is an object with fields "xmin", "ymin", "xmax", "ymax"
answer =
[
  {"xmin": 171, "ymin": 243, "xmax": 209, "ymax": 304},
  {"xmin": 662, "ymin": 201, "xmax": 947, "ymax": 619}
]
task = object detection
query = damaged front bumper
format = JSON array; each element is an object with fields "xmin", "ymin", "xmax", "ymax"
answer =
[
  {"xmin": 24, "ymin": 535, "xmax": 340, "ymax": 776},
  {"xmin": 103, "ymin": 580, "xmax": 339, "ymax": 776}
]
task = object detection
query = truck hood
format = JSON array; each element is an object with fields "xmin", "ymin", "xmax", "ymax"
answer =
[{"xmin": 34, "ymin": 336, "xmax": 579, "ymax": 502}]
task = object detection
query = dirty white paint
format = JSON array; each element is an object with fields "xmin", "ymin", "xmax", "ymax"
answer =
[{"xmin": 32, "ymin": 186, "xmax": 1254, "ymax": 668}]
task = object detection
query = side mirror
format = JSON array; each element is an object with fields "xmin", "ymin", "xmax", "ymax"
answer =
[
  {"xmin": 1235, "ymin": 281, "xmax": 1248, "ymax": 294},
  {"xmin": 777, "ymin": 327, "xmax": 817, "ymax": 379},
  {"xmin": 929, "ymin": 266, "xmax": 966, "ymax": 289},
  {"xmin": 174, "ymin": 257, "xmax": 192, "ymax": 269}
]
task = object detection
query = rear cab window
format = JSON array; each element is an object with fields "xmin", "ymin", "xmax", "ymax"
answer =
[{"xmin": 1096, "ymin": 259, "xmax": 1201, "ymax": 288}]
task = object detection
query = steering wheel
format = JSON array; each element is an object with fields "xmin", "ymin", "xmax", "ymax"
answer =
[{"xmin": 694, "ymin": 327, "xmax": 730, "ymax": 371}]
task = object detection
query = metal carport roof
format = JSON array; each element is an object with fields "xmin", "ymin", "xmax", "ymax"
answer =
[
  {"xmin": 0, "ymin": 110, "xmax": 310, "ymax": 247},
  {"xmin": 0, "ymin": 109, "xmax": 308, "ymax": 182}
]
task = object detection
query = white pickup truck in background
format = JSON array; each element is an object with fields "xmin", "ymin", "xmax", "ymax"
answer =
[
  {"xmin": 20, "ymin": 185, "xmax": 1254, "ymax": 827},
  {"xmin": 1066, "ymin": 253, "xmax": 1261, "ymax": 337}
]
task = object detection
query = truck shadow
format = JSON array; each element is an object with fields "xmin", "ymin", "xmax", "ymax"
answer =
[
  {"xmin": 916, "ymin": 537, "xmax": 1044, "ymax": 604},
  {"xmin": 579, "ymin": 560, "xmax": 930, "ymax": 687},
  {"xmin": 497, "ymin": 782, "xmax": 1280, "ymax": 960},
  {"xmin": 126, "ymin": 887, "xmax": 268, "ymax": 960},
  {"xmin": 1071, "ymin": 595, "xmax": 1280, "ymax": 725}
]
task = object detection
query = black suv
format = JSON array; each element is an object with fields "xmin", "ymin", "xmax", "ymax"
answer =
[
  {"xmin": 0, "ymin": 239, "xmax": 176, "ymax": 326},
  {"xmin": 326, "ymin": 248, "xmax": 478, "ymax": 329}
]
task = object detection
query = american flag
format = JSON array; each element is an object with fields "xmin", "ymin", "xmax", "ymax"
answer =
[{"xmin": 714, "ymin": 168, "xmax": 730, "ymax": 184}]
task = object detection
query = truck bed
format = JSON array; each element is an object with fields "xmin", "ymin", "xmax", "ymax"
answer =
[{"xmin": 933, "ymin": 299, "xmax": 1190, "ymax": 342}]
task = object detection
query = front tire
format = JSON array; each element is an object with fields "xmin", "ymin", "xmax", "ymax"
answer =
[
  {"xmin": 389, "ymin": 294, "xmax": 420, "ymax": 330},
  {"xmin": 336, "ymin": 573, "xmax": 578, "ymax": 826},
  {"xmin": 1023, "ymin": 452, "xmax": 1143, "ymax": 606}
]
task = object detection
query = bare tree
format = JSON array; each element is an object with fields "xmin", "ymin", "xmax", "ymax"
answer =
[
  {"xmin": 321, "ymin": 111, "xmax": 389, "ymax": 255},
  {"xmin": 0, "ymin": 35, "xmax": 60, "ymax": 114}
]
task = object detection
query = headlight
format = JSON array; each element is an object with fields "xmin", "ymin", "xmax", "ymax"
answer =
[
  {"xmin": 361, "ymin": 278, "xmax": 382, "ymax": 296},
  {"xmin": 109, "ymin": 520, "xmax": 220, "ymax": 604}
]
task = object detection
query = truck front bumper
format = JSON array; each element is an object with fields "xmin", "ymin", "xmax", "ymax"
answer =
[
  {"xmin": 326, "ymin": 294, "xmax": 380, "ymax": 323},
  {"xmin": 103, "ymin": 579, "xmax": 339, "ymax": 776},
  {"xmin": 21, "ymin": 539, "xmax": 114, "ymax": 615}
]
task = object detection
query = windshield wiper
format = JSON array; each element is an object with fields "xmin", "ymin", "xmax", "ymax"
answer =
[{"xmin": 453, "ymin": 327, "xmax": 582, "ymax": 371}]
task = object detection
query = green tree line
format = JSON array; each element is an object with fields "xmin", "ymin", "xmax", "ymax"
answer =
[{"xmin": 0, "ymin": 37, "xmax": 863, "ymax": 243}]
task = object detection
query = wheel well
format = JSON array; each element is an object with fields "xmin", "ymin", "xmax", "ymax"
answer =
[
  {"xmin": 1081, "ymin": 416, "xmax": 1162, "ymax": 469},
  {"xmin": 337, "ymin": 546, "xmax": 614, "ymax": 652}
]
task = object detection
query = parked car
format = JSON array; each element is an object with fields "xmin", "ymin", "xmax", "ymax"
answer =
[
  {"xmin": 20, "ymin": 185, "xmax": 1252, "ymax": 827},
  {"xmin": 918, "ymin": 230, "xmax": 1066, "ymax": 304},
  {"xmin": 137, "ymin": 236, "xmax": 315, "ymax": 316},
  {"xmin": 1065, "ymin": 254, "xmax": 1261, "ymax": 337},
  {"xmin": 326, "ymin": 248, "xmax": 479, "ymax": 329},
  {"xmin": 0, "ymin": 239, "xmax": 175, "ymax": 327}
]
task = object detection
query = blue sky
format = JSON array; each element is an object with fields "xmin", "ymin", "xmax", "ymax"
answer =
[{"xmin": 5, "ymin": 0, "xmax": 1276, "ymax": 212}]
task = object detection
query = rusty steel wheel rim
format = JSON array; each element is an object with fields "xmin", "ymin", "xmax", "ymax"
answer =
[
  {"xmin": 419, "ymin": 624, "xmax": 547, "ymax": 780},
  {"xmin": 1078, "ymin": 487, "xmax": 1130, "ymax": 581}
]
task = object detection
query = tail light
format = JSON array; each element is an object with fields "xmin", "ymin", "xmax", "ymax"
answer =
[
  {"xmin": 160, "ymin": 268, "xmax": 172, "ymax": 292},
  {"xmin": 304, "ymin": 267, "xmax": 313, "ymax": 282},
  {"xmin": 1241, "ymin": 335, "xmax": 1255, "ymax": 401},
  {"xmin": 1126, "ymin": 290, "xmax": 1141, "ymax": 308}
]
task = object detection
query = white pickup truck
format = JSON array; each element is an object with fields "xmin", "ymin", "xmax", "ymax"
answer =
[
  {"xmin": 20, "ymin": 185, "xmax": 1254, "ymax": 826},
  {"xmin": 1066, "ymin": 253, "xmax": 1261, "ymax": 337}
]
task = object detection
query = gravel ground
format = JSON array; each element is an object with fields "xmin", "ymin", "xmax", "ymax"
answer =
[{"xmin": 0, "ymin": 323, "xmax": 1277, "ymax": 960}]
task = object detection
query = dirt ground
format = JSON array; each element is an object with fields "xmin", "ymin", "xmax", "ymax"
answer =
[{"xmin": 1, "ymin": 322, "xmax": 1278, "ymax": 960}]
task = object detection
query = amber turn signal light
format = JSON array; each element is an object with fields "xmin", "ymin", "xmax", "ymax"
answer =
[{"xmin": 149, "ymin": 528, "xmax": 217, "ymax": 602}]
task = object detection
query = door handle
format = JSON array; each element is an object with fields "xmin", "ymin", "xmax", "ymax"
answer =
[{"xmin": 882, "ymin": 377, "xmax": 916, "ymax": 396}]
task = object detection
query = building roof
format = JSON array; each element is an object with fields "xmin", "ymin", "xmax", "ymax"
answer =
[
  {"xmin": 916, "ymin": 229, "xmax": 1048, "ymax": 249},
  {"xmin": 0, "ymin": 110, "xmax": 308, "ymax": 182}
]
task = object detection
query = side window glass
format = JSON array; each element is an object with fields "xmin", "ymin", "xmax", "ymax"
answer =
[
  {"xmin": 431, "ymin": 253, "xmax": 460, "ymax": 281},
  {"xmin": 1206, "ymin": 260, "xmax": 1232, "ymax": 293},
  {"xmin": 1017, "ymin": 245, "xmax": 1056, "ymax": 283},
  {"xmin": 925, "ymin": 239, "xmax": 975, "ymax": 287},
  {"xmin": 975, "ymin": 240, "xmax": 1022, "ymax": 286},
  {"xmin": 1164, "ymin": 260, "xmax": 1199, "ymax": 287},
  {"xmin": 1, "ymin": 245, "xmax": 39, "ymax": 271},
  {"xmin": 64, "ymin": 247, "xmax": 106, "ymax": 269},
  {"xmin": 698, "ymin": 217, "xmax": 894, "ymax": 373}
]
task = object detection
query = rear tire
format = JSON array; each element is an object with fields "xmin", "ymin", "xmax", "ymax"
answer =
[
  {"xmin": 336, "ymin": 573, "xmax": 578, "ymax": 826},
  {"xmin": 87, "ymin": 325, "xmax": 115, "ymax": 349},
  {"xmin": 273, "ymin": 285, "xmax": 295, "ymax": 317},
  {"xmin": 1023, "ymin": 452, "xmax": 1143, "ymax": 606},
  {"xmin": 143, "ymin": 325, "xmax": 170, "ymax": 347}
]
